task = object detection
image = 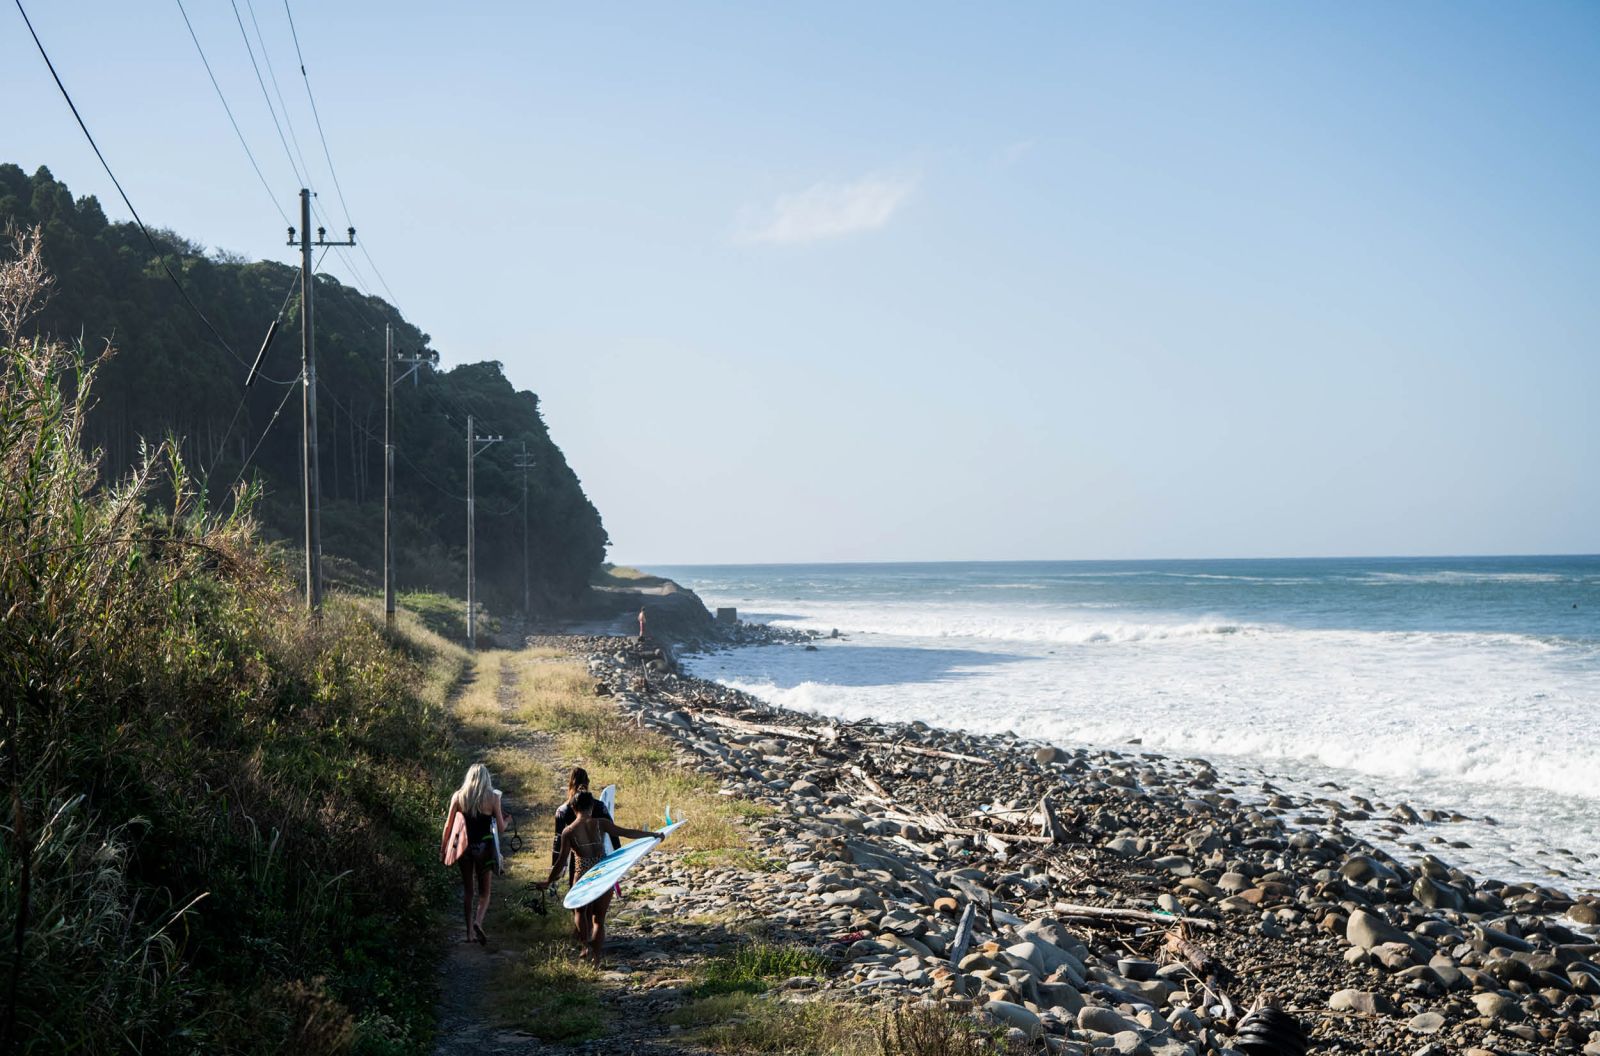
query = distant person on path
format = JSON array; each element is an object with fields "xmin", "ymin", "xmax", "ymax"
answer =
[
  {"xmin": 441, "ymin": 763, "xmax": 509, "ymax": 944},
  {"xmin": 552, "ymin": 766, "xmax": 611, "ymax": 885},
  {"xmin": 638, "ymin": 605, "xmax": 647, "ymax": 638},
  {"xmin": 536, "ymin": 791, "xmax": 660, "ymax": 961}
]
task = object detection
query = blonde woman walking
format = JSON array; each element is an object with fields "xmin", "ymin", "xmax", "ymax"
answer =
[{"xmin": 441, "ymin": 763, "xmax": 509, "ymax": 943}]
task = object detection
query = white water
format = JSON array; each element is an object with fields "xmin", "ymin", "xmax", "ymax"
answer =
[{"xmin": 660, "ymin": 560, "xmax": 1600, "ymax": 893}]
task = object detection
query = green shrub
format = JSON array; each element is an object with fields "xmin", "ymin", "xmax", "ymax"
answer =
[{"xmin": 0, "ymin": 326, "xmax": 461, "ymax": 1052}]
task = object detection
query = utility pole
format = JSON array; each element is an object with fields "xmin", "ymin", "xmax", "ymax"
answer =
[
  {"xmin": 287, "ymin": 189, "xmax": 355, "ymax": 613},
  {"xmin": 514, "ymin": 442, "xmax": 537, "ymax": 617},
  {"xmin": 465, "ymin": 414, "xmax": 503, "ymax": 650},
  {"xmin": 383, "ymin": 323, "xmax": 427, "ymax": 629}
]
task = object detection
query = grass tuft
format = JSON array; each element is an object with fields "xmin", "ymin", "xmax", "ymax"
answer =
[
  {"xmin": 693, "ymin": 942, "xmax": 832, "ymax": 997},
  {"xmin": 877, "ymin": 1005, "xmax": 1002, "ymax": 1056}
]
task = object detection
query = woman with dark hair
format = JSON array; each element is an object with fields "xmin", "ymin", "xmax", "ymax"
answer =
[
  {"xmin": 536, "ymin": 791, "xmax": 658, "ymax": 960},
  {"xmin": 552, "ymin": 766, "xmax": 611, "ymax": 879}
]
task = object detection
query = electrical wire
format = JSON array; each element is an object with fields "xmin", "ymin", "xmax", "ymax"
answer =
[
  {"xmin": 320, "ymin": 386, "xmax": 522, "ymax": 517},
  {"xmin": 13, "ymin": 0, "xmax": 256, "ymax": 371},
  {"xmin": 175, "ymin": 0, "xmax": 367, "ymax": 388},
  {"xmin": 225, "ymin": 366, "xmax": 300, "ymax": 497},
  {"xmin": 229, "ymin": 0, "xmax": 305, "ymax": 188},
  {"xmin": 282, "ymin": 0, "xmax": 350, "ymax": 230},
  {"xmin": 284, "ymin": 0, "xmax": 406, "ymax": 312},
  {"xmin": 243, "ymin": 0, "xmax": 314, "ymax": 186},
  {"xmin": 320, "ymin": 385, "xmax": 465, "ymax": 502},
  {"xmin": 173, "ymin": 0, "xmax": 290, "ymax": 227},
  {"xmin": 202, "ymin": 254, "xmax": 323, "ymax": 480}
]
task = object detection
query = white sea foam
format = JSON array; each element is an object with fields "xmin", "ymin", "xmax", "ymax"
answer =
[
  {"xmin": 743, "ymin": 599, "xmax": 1577, "ymax": 656},
  {"xmin": 742, "ymin": 599, "xmax": 1256, "ymax": 644},
  {"xmin": 681, "ymin": 582, "xmax": 1600, "ymax": 888},
  {"xmin": 1361, "ymin": 570, "xmax": 1571, "ymax": 585}
]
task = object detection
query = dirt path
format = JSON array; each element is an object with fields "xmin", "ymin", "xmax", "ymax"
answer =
[{"xmin": 429, "ymin": 649, "xmax": 737, "ymax": 1056}]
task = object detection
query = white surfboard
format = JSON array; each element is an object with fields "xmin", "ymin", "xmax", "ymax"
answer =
[
  {"xmin": 563, "ymin": 808, "xmax": 686, "ymax": 910},
  {"xmin": 599, "ymin": 784, "xmax": 617, "ymax": 855}
]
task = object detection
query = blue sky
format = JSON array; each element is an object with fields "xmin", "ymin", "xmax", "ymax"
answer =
[{"xmin": 8, "ymin": 2, "xmax": 1599, "ymax": 562}]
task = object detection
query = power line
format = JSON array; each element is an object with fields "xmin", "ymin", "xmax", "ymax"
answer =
[
  {"xmin": 202, "ymin": 256, "xmax": 323, "ymax": 480},
  {"xmin": 243, "ymin": 0, "xmax": 314, "ymax": 186},
  {"xmin": 323, "ymin": 385, "xmax": 521, "ymax": 516},
  {"xmin": 323, "ymin": 384, "xmax": 468, "ymax": 503},
  {"xmin": 229, "ymin": 0, "xmax": 305, "ymax": 188},
  {"xmin": 173, "ymin": 0, "xmax": 290, "ymax": 227},
  {"xmin": 282, "ymin": 0, "xmax": 350, "ymax": 228},
  {"xmin": 13, "ymin": 0, "xmax": 255, "ymax": 371},
  {"xmin": 284, "ymin": 0, "xmax": 406, "ymax": 312},
  {"xmin": 226, "ymin": 366, "xmax": 300, "ymax": 497}
]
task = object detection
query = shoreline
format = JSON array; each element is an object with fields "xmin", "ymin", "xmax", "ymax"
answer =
[
  {"xmin": 678, "ymin": 627, "xmax": 1600, "ymax": 902},
  {"xmin": 552, "ymin": 631, "xmax": 1600, "ymax": 1055}
]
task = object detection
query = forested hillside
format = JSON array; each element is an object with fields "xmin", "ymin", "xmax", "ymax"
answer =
[{"xmin": 1, "ymin": 163, "xmax": 606, "ymax": 609}]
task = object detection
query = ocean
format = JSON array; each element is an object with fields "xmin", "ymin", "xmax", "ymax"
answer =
[{"xmin": 647, "ymin": 556, "xmax": 1600, "ymax": 893}]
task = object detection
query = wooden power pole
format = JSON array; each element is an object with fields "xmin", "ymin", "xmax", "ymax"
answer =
[
  {"xmin": 382, "ymin": 324, "xmax": 426, "ymax": 629},
  {"xmin": 465, "ymin": 414, "xmax": 502, "ymax": 649},
  {"xmin": 288, "ymin": 188, "xmax": 354, "ymax": 613},
  {"xmin": 514, "ymin": 442, "xmax": 537, "ymax": 617}
]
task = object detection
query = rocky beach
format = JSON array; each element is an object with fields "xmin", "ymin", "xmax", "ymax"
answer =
[{"xmin": 550, "ymin": 630, "xmax": 1600, "ymax": 1056}]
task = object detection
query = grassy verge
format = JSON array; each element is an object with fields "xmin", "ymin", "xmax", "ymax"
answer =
[
  {"xmin": 0, "ymin": 327, "xmax": 467, "ymax": 1053},
  {"xmin": 506, "ymin": 652, "xmax": 767, "ymax": 859},
  {"xmin": 397, "ymin": 589, "xmax": 500, "ymax": 643},
  {"xmin": 437, "ymin": 643, "xmax": 775, "ymax": 1044}
]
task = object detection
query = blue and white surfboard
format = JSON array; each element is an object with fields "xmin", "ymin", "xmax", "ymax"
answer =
[{"xmin": 563, "ymin": 807, "xmax": 687, "ymax": 910}]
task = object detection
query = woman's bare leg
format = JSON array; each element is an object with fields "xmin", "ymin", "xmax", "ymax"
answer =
[
  {"xmin": 474, "ymin": 868, "xmax": 493, "ymax": 939},
  {"xmin": 458, "ymin": 861, "xmax": 475, "ymax": 941},
  {"xmin": 589, "ymin": 891, "xmax": 614, "ymax": 961}
]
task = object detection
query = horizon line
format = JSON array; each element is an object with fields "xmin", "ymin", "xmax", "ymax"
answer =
[{"xmin": 617, "ymin": 551, "xmax": 1600, "ymax": 569}]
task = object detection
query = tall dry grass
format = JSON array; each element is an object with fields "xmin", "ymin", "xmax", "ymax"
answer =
[{"xmin": 0, "ymin": 230, "xmax": 461, "ymax": 1053}]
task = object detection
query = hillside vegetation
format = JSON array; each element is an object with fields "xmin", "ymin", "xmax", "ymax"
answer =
[
  {"xmin": 1, "ymin": 163, "xmax": 607, "ymax": 611},
  {"xmin": 0, "ymin": 236, "xmax": 466, "ymax": 1053}
]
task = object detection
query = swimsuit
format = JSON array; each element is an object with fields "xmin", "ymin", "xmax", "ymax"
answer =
[
  {"xmin": 460, "ymin": 808, "xmax": 497, "ymax": 873},
  {"xmin": 568, "ymin": 824, "xmax": 608, "ymax": 882},
  {"xmin": 554, "ymin": 799, "xmax": 611, "ymax": 882}
]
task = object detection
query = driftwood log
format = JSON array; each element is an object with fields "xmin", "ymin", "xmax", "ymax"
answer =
[
  {"xmin": 1049, "ymin": 901, "xmax": 1220, "ymax": 932},
  {"xmin": 685, "ymin": 709, "xmax": 835, "ymax": 743},
  {"xmin": 948, "ymin": 902, "xmax": 978, "ymax": 966}
]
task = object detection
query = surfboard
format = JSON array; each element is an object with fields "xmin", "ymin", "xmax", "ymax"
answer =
[
  {"xmin": 563, "ymin": 808, "xmax": 686, "ymax": 910},
  {"xmin": 599, "ymin": 784, "xmax": 617, "ymax": 856}
]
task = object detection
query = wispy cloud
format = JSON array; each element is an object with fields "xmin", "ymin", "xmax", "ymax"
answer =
[{"xmin": 738, "ymin": 174, "xmax": 917, "ymax": 246}]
